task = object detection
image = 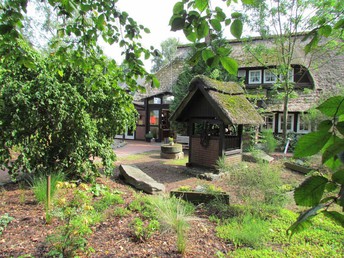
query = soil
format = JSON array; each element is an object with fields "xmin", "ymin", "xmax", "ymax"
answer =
[{"xmin": 0, "ymin": 150, "xmax": 305, "ymax": 257}]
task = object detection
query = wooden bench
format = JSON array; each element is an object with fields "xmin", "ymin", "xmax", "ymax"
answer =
[{"xmin": 176, "ymin": 135, "xmax": 189, "ymax": 150}]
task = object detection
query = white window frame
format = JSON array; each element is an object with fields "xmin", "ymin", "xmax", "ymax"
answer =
[
  {"xmin": 297, "ymin": 114, "xmax": 311, "ymax": 134},
  {"xmin": 264, "ymin": 69, "xmax": 277, "ymax": 83},
  {"xmin": 279, "ymin": 68, "xmax": 294, "ymax": 83},
  {"xmin": 278, "ymin": 113, "xmax": 294, "ymax": 133},
  {"xmin": 248, "ymin": 70, "xmax": 262, "ymax": 84}
]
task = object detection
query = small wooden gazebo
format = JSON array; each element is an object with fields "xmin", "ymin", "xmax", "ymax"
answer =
[{"xmin": 170, "ymin": 75, "xmax": 264, "ymax": 168}]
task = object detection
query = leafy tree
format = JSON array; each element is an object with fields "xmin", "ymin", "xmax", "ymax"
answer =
[
  {"xmin": 151, "ymin": 37, "xmax": 179, "ymax": 73},
  {"xmin": 169, "ymin": 0, "xmax": 252, "ymax": 75},
  {"xmin": 0, "ymin": 0, "xmax": 159, "ymax": 181},
  {"xmin": 288, "ymin": 96, "xmax": 344, "ymax": 235}
]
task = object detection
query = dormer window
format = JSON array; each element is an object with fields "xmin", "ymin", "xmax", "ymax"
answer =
[
  {"xmin": 249, "ymin": 70, "xmax": 262, "ymax": 84},
  {"xmin": 264, "ymin": 69, "xmax": 277, "ymax": 83}
]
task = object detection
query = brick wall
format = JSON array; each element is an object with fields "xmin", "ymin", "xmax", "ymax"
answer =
[{"xmin": 190, "ymin": 136, "xmax": 220, "ymax": 167}]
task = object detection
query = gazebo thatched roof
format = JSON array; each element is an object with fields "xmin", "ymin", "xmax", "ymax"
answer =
[{"xmin": 170, "ymin": 75, "xmax": 264, "ymax": 125}]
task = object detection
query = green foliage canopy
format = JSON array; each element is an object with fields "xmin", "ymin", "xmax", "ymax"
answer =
[{"xmin": 0, "ymin": 0, "xmax": 159, "ymax": 181}]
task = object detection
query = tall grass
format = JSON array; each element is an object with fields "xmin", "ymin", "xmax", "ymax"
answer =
[
  {"xmin": 149, "ymin": 196, "xmax": 194, "ymax": 254},
  {"xmin": 226, "ymin": 162, "xmax": 286, "ymax": 208},
  {"xmin": 216, "ymin": 213, "xmax": 268, "ymax": 248},
  {"xmin": 30, "ymin": 172, "xmax": 65, "ymax": 205}
]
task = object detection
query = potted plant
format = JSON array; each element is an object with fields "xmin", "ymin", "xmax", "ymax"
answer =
[{"xmin": 145, "ymin": 131, "xmax": 153, "ymax": 142}]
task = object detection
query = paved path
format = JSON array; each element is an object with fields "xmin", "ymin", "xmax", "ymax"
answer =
[
  {"xmin": 0, "ymin": 140, "xmax": 162, "ymax": 185},
  {"xmin": 114, "ymin": 140, "xmax": 161, "ymax": 157}
]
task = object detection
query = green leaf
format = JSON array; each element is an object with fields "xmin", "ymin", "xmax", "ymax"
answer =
[
  {"xmin": 334, "ymin": 19, "xmax": 344, "ymax": 30},
  {"xmin": 336, "ymin": 121, "xmax": 344, "ymax": 136},
  {"xmin": 194, "ymin": 0, "xmax": 208, "ymax": 12},
  {"xmin": 206, "ymin": 56, "xmax": 219, "ymax": 68},
  {"xmin": 170, "ymin": 16, "xmax": 185, "ymax": 31},
  {"xmin": 144, "ymin": 28, "xmax": 150, "ymax": 33},
  {"xmin": 210, "ymin": 19, "xmax": 222, "ymax": 31},
  {"xmin": 318, "ymin": 119, "xmax": 332, "ymax": 131},
  {"xmin": 217, "ymin": 47, "xmax": 231, "ymax": 57},
  {"xmin": 294, "ymin": 130, "xmax": 332, "ymax": 158},
  {"xmin": 242, "ymin": 0, "xmax": 255, "ymax": 4},
  {"xmin": 323, "ymin": 211, "xmax": 344, "ymax": 227},
  {"xmin": 215, "ymin": 7, "xmax": 226, "ymax": 21},
  {"xmin": 196, "ymin": 19, "xmax": 209, "ymax": 39},
  {"xmin": 231, "ymin": 12, "xmax": 242, "ymax": 19},
  {"xmin": 152, "ymin": 76, "xmax": 160, "ymax": 88},
  {"xmin": 225, "ymin": 18, "xmax": 231, "ymax": 26},
  {"xmin": 201, "ymin": 49, "xmax": 214, "ymax": 62},
  {"xmin": 80, "ymin": 4, "xmax": 92, "ymax": 12},
  {"xmin": 287, "ymin": 204, "xmax": 325, "ymax": 237},
  {"xmin": 188, "ymin": 50, "xmax": 202, "ymax": 66},
  {"xmin": 184, "ymin": 29, "xmax": 197, "ymax": 42},
  {"xmin": 319, "ymin": 25, "xmax": 332, "ymax": 37},
  {"xmin": 317, "ymin": 96, "xmax": 344, "ymax": 117},
  {"xmin": 294, "ymin": 176, "xmax": 328, "ymax": 207},
  {"xmin": 230, "ymin": 19, "xmax": 243, "ymax": 39},
  {"xmin": 173, "ymin": 2, "xmax": 184, "ymax": 14},
  {"xmin": 322, "ymin": 138, "xmax": 344, "ymax": 164},
  {"xmin": 333, "ymin": 170, "xmax": 344, "ymax": 185},
  {"xmin": 220, "ymin": 56, "xmax": 238, "ymax": 75}
]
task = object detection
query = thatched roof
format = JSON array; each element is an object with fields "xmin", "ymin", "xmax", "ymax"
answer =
[{"xmin": 170, "ymin": 75, "xmax": 264, "ymax": 125}]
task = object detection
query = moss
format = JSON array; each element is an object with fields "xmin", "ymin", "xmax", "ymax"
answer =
[
  {"xmin": 209, "ymin": 91, "xmax": 264, "ymax": 125},
  {"xmin": 191, "ymin": 75, "xmax": 244, "ymax": 94}
]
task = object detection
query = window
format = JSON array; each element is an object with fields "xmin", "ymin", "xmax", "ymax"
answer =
[
  {"xmin": 278, "ymin": 113, "xmax": 294, "ymax": 133},
  {"xmin": 280, "ymin": 68, "xmax": 294, "ymax": 82},
  {"xmin": 149, "ymin": 110, "xmax": 159, "ymax": 125},
  {"xmin": 163, "ymin": 95, "xmax": 174, "ymax": 104},
  {"xmin": 263, "ymin": 114, "xmax": 275, "ymax": 131},
  {"xmin": 237, "ymin": 70, "xmax": 246, "ymax": 79},
  {"xmin": 264, "ymin": 70, "xmax": 277, "ymax": 83},
  {"xmin": 297, "ymin": 114, "xmax": 310, "ymax": 133},
  {"xmin": 249, "ymin": 70, "xmax": 262, "ymax": 84},
  {"xmin": 148, "ymin": 97, "xmax": 161, "ymax": 104}
]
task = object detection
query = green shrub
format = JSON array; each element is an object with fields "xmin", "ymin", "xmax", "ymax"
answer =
[
  {"xmin": 226, "ymin": 162, "xmax": 286, "ymax": 208},
  {"xmin": 93, "ymin": 191, "xmax": 124, "ymax": 212},
  {"xmin": 129, "ymin": 193, "xmax": 157, "ymax": 219},
  {"xmin": 47, "ymin": 189, "xmax": 102, "ymax": 257},
  {"xmin": 261, "ymin": 129, "xmax": 278, "ymax": 153},
  {"xmin": 216, "ymin": 213, "xmax": 269, "ymax": 248},
  {"xmin": 30, "ymin": 172, "xmax": 65, "ymax": 206},
  {"xmin": 130, "ymin": 217, "xmax": 160, "ymax": 242},
  {"xmin": 0, "ymin": 213, "xmax": 14, "ymax": 235},
  {"xmin": 113, "ymin": 207, "xmax": 130, "ymax": 218}
]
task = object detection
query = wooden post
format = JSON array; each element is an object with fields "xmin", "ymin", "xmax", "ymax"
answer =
[{"xmin": 47, "ymin": 175, "xmax": 51, "ymax": 210}]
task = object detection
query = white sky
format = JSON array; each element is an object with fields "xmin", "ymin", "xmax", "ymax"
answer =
[{"xmin": 102, "ymin": 0, "xmax": 188, "ymax": 69}]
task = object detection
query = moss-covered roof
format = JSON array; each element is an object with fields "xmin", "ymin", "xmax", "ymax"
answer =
[
  {"xmin": 171, "ymin": 75, "xmax": 264, "ymax": 125},
  {"xmin": 190, "ymin": 75, "xmax": 244, "ymax": 95},
  {"xmin": 208, "ymin": 91, "xmax": 264, "ymax": 125}
]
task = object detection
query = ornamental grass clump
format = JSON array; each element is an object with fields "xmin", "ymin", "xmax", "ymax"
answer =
[
  {"xmin": 149, "ymin": 196, "xmax": 194, "ymax": 254},
  {"xmin": 30, "ymin": 172, "xmax": 65, "ymax": 206}
]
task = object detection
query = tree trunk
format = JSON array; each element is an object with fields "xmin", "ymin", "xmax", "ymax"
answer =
[{"xmin": 282, "ymin": 92, "xmax": 289, "ymax": 146}]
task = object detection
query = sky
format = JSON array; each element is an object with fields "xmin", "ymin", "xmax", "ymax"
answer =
[{"xmin": 102, "ymin": 0, "xmax": 188, "ymax": 69}]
